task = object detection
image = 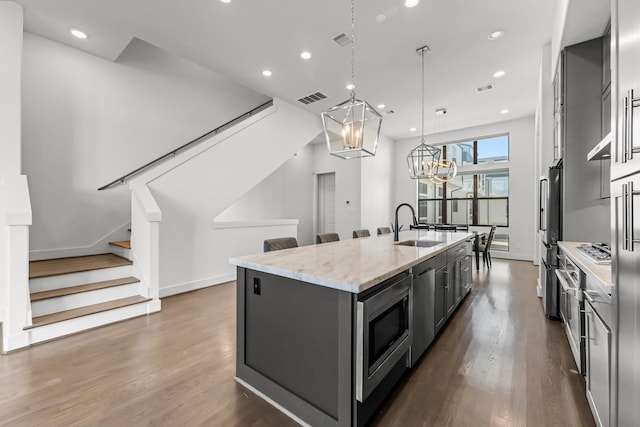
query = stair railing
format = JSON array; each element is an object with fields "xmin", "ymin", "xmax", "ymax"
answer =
[{"xmin": 98, "ymin": 99, "xmax": 273, "ymax": 190}]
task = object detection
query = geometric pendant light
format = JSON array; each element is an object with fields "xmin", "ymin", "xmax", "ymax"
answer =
[
  {"xmin": 321, "ymin": 0, "xmax": 382, "ymax": 159},
  {"xmin": 407, "ymin": 45, "xmax": 457, "ymax": 182}
]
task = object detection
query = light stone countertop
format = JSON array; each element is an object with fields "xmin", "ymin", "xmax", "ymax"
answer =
[
  {"xmin": 558, "ymin": 241, "xmax": 613, "ymax": 294},
  {"xmin": 230, "ymin": 230, "xmax": 474, "ymax": 293}
]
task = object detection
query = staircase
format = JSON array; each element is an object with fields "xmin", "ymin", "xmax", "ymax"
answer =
[{"xmin": 25, "ymin": 241, "xmax": 154, "ymax": 343}]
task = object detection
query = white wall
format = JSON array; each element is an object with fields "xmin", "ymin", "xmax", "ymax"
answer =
[
  {"xmin": 312, "ymin": 143, "xmax": 362, "ymax": 240},
  {"xmin": 361, "ymin": 134, "xmax": 394, "ymax": 235},
  {"xmin": 217, "ymin": 133, "xmax": 394, "ymax": 248},
  {"xmin": 216, "ymin": 143, "xmax": 315, "ymax": 245},
  {"xmin": 144, "ymin": 99, "xmax": 321, "ymax": 293},
  {"xmin": 21, "ymin": 33, "xmax": 269, "ymax": 258},
  {"xmin": 393, "ymin": 116, "xmax": 537, "ymax": 261},
  {"xmin": 0, "ymin": 2, "xmax": 23, "ymax": 179}
]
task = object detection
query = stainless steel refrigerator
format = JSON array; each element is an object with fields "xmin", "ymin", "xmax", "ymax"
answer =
[
  {"xmin": 612, "ymin": 0, "xmax": 640, "ymax": 424},
  {"xmin": 539, "ymin": 162, "xmax": 562, "ymax": 320}
]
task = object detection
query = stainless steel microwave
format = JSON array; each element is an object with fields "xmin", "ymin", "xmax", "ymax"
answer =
[{"xmin": 356, "ymin": 273, "xmax": 411, "ymax": 402}]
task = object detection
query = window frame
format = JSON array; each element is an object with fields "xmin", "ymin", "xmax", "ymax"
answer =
[{"xmin": 417, "ymin": 134, "xmax": 510, "ymax": 227}]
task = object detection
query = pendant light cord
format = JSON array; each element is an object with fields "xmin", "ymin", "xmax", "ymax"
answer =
[
  {"xmin": 350, "ymin": 0, "xmax": 356, "ymax": 103},
  {"xmin": 420, "ymin": 47, "xmax": 425, "ymax": 144}
]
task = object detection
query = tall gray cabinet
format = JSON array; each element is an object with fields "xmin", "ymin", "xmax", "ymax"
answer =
[
  {"xmin": 611, "ymin": 0, "xmax": 640, "ymax": 425},
  {"xmin": 556, "ymin": 38, "xmax": 611, "ymax": 244}
]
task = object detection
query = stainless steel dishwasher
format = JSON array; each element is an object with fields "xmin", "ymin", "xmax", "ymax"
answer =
[{"xmin": 410, "ymin": 258, "xmax": 436, "ymax": 366}]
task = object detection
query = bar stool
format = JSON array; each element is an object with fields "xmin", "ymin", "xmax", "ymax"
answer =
[
  {"xmin": 377, "ymin": 227, "xmax": 392, "ymax": 235},
  {"xmin": 263, "ymin": 237, "xmax": 298, "ymax": 252},
  {"xmin": 316, "ymin": 233, "xmax": 340, "ymax": 244},
  {"xmin": 352, "ymin": 229, "xmax": 370, "ymax": 238}
]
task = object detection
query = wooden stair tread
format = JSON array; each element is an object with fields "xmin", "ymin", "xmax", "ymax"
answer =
[
  {"xmin": 109, "ymin": 240, "xmax": 131, "ymax": 249},
  {"xmin": 29, "ymin": 254, "xmax": 132, "ymax": 279},
  {"xmin": 30, "ymin": 277, "xmax": 140, "ymax": 302},
  {"xmin": 25, "ymin": 296, "xmax": 151, "ymax": 329}
]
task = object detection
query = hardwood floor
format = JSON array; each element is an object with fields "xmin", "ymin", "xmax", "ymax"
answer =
[{"xmin": 0, "ymin": 259, "xmax": 594, "ymax": 426}]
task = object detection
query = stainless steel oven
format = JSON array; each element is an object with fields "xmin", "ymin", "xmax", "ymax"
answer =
[
  {"xmin": 356, "ymin": 272, "xmax": 411, "ymax": 402},
  {"xmin": 557, "ymin": 255, "xmax": 584, "ymax": 374}
]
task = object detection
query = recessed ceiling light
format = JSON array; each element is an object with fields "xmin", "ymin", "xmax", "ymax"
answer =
[
  {"xmin": 405, "ymin": 0, "xmax": 420, "ymax": 8},
  {"xmin": 346, "ymin": 83, "xmax": 355, "ymax": 90},
  {"xmin": 70, "ymin": 29, "xmax": 88, "ymax": 39},
  {"xmin": 493, "ymin": 70, "xmax": 506, "ymax": 78},
  {"xmin": 375, "ymin": 14, "xmax": 387, "ymax": 23},
  {"xmin": 262, "ymin": 70, "xmax": 272, "ymax": 77},
  {"xmin": 300, "ymin": 51, "xmax": 312, "ymax": 60},
  {"xmin": 435, "ymin": 108, "xmax": 447, "ymax": 115},
  {"xmin": 500, "ymin": 109, "xmax": 510, "ymax": 114},
  {"xmin": 488, "ymin": 30, "xmax": 505, "ymax": 40},
  {"xmin": 410, "ymin": 128, "xmax": 417, "ymax": 132},
  {"xmin": 377, "ymin": 104, "xmax": 385, "ymax": 109},
  {"xmin": 220, "ymin": 0, "xmax": 231, "ymax": 3}
]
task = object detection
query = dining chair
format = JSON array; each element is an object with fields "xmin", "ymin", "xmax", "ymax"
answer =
[
  {"xmin": 474, "ymin": 226, "xmax": 496, "ymax": 267},
  {"xmin": 353, "ymin": 229, "xmax": 371, "ymax": 238},
  {"xmin": 316, "ymin": 233, "xmax": 340, "ymax": 244},
  {"xmin": 376, "ymin": 227, "xmax": 392, "ymax": 235},
  {"xmin": 263, "ymin": 237, "xmax": 298, "ymax": 252}
]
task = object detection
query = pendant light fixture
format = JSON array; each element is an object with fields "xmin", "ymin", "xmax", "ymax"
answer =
[
  {"xmin": 407, "ymin": 45, "xmax": 441, "ymax": 179},
  {"xmin": 407, "ymin": 45, "xmax": 457, "ymax": 182},
  {"xmin": 321, "ymin": 0, "xmax": 382, "ymax": 159}
]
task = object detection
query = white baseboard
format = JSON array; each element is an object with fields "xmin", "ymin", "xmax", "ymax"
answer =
[
  {"xmin": 536, "ymin": 278, "xmax": 543, "ymax": 298},
  {"xmin": 2, "ymin": 329, "xmax": 31, "ymax": 354},
  {"xmin": 491, "ymin": 251, "xmax": 534, "ymax": 262},
  {"xmin": 159, "ymin": 273, "xmax": 236, "ymax": 298}
]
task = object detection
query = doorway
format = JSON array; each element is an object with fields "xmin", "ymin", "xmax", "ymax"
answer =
[{"xmin": 317, "ymin": 173, "xmax": 336, "ymax": 234}]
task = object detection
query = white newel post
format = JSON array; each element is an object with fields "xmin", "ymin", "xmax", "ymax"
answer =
[
  {"xmin": 1, "ymin": 176, "xmax": 33, "ymax": 353},
  {"xmin": 131, "ymin": 185, "xmax": 162, "ymax": 313},
  {"xmin": 0, "ymin": 3, "xmax": 30, "ymax": 353}
]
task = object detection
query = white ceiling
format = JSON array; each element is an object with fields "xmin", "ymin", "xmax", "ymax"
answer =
[{"xmin": 14, "ymin": 0, "xmax": 608, "ymax": 141}]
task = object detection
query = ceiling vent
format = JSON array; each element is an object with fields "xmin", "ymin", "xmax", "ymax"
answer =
[
  {"xmin": 476, "ymin": 84, "xmax": 494, "ymax": 93},
  {"xmin": 332, "ymin": 32, "xmax": 352, "ymax": 47},
  {"xmin": 297, "ymin": 91, "xmax": 328, "ymax": 105}
]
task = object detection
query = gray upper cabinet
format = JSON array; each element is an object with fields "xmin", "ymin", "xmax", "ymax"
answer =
[{"xmin": 560, "ymin": 38, "xmax": 611, "ymax": 244}]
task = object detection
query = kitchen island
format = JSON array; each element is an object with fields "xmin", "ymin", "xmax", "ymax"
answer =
[{"xmin": 230, "ymin": 230, "xmax": 473, "ymax": 427}]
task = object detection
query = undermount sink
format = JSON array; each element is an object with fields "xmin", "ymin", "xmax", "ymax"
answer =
[{"xmin": 394, "ymin": 240, "xmax": 443, "ymax": 248}]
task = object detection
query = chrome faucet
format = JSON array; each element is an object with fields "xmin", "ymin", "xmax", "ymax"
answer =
[{"xmin": 394, "ymin": 203, "xmax": 417, "ymax": 241}]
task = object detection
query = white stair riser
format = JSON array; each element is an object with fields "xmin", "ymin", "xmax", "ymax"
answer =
[
  {"xmin": 28, "ymin": 300, "xmax": 161, "ymax": 345},
  {"xmin": 31, "ymin": 282, "xmax": 143, "ymax": 317},
  {"xmin": 109, "ymin": 246, "xmax": 131, "ymax": 261},
  {"xmin": 29, "ymin": 265, "xmax": 133, "ymax": 293}
]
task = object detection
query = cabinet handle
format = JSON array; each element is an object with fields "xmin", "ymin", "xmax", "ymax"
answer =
[
  {"xmin": 624, "ymin": 183, "xmax": 630, "ymax": 251},
  {"xmin": 623, "ymin": 95, "xmax": 629, "ymax": 162},
  {"xmin": 629, "ymin": 90, "xmax": 634, "ymax": 161}
]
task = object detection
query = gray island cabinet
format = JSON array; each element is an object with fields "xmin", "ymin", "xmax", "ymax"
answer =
[{"xmin": 231, "ymin": 231, "xmax": 473, "ymax": 427}]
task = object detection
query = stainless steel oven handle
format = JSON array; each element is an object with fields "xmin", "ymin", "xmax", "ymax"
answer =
[
  {"xmin": 555, "ymin": 269, "xmax": 576, "ymax": 295},
  {"xmin": 584, "ymin": 290, "xmax": 605, "ymax": 305}
]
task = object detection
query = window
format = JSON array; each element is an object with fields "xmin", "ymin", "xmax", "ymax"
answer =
[{"xmin": 417, "ymin": 135, "xmax": 510, "ymax": 229}]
